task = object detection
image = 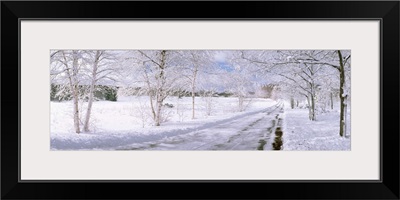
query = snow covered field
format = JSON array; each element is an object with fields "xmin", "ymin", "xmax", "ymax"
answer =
[
  {"xmin": 51, "ymin": 97, "xmax": 351, "ymax": 151},
  {"xmin": 282, "ymin": 105, "xmax": 351, "ymax": 151},
  {"xmin": 51, "ymin": 96, "xmax": 276, "ymax": 150}
]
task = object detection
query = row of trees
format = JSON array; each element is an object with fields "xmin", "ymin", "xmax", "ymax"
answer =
[
  {"xmin": 50, "ymin": 50, "xmax": 350, "ymax": 137},
  {"xmin": 240, "ymin": 50, "xmax": 351, "ymax": 137},
  {"xmin": 50, "ymin": 50, "xmax": 258, "ymax": 132},
  {"xmin": 118, "ymin": 50, "xmax": 239, "ymax": 126}
]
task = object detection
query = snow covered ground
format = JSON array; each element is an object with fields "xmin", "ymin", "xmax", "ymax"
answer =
[
  {"xmin": 115, "ymin": 102, "xmax": 284, "ymax": 150},
  {"xmin": 281, "ymin": 104, "xmax": 351, "ymax": 151},
  {"xmin": 51, "ymin": 96, "xmax": 351, "ymax": 151},
  {"xmin": 50, "ymin": 96, "xmax": 277, "ymax": 150}
]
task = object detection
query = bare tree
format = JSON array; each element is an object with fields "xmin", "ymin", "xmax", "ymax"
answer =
[
  {"xmin": 201, "ymin": 88, "xmax": 217, "ymax": 116},
  {"xmin": 240, "ymin": 50, "xmax": 351, "ymax": 136},
  {"xmin": 180, "ymin": 50, "xmax": 215, "ymax": 119},
  {"xmin": 121, "ymin": 50, "xmax": 183, "ymax": 126},
  {"xmin": 83, "ymin": 50, "xmax": 118, "ymax": 132},
  {"xmin": 222, "ymin": 66, "xmax": 255, "ymax": 112},
  {"xmin": 278, "ymin": 50, "xmax": 350, "ymax": 136},
  {"xmin": 50, "ymin": 50, "xmax": 85, "ymax": 133}
]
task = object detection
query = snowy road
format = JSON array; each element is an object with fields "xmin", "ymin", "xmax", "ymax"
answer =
[{"xmin": 117, "ymin": 102, "xmax": 284, "ymax": 150}]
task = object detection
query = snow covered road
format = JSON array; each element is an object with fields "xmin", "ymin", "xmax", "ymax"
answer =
[{"xmin": 116, "ymin": 102, "xmax": 284, "ymax": 150}]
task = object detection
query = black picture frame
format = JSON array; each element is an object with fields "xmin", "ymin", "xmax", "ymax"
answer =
[{"xmin": 2, "ymin": 1, "xmax": 399, "ymax": 199}]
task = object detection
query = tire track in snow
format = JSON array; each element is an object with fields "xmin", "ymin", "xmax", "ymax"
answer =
[
  {"xmin": 221, "ymin": 101, "xmax": 284, "ymax": 150},
  {"xmin": 179, "ymin": 102, "xmax": 283, "ymax": 150},
  {"xmin": 53, "ymin": 102, "xmax": 279, "ymax": 150},
  {"xmin": 129, "ymin": 101, "xmax": 284, "ymax": 150}
]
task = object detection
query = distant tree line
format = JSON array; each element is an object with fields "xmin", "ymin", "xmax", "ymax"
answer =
[{"xmin": 51, "ymin": 84, "xmax": 118, "ymax": 102}]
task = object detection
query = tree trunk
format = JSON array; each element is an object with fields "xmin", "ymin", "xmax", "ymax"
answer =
[
  {"xmin": 290, "ymin": 97, "xmax": 295, "ymax": 109},
  {"xmin": 149, "ymin": 94, "xmax": 156, "ymax": 121},
  {"xmin": 338, "ymin": 50, "xmax": 346, "ymax": 137},
  {"xmin": 84, "ymin": 51, "xmax": 100, "ymax": 132},
  {"xmin": 310, "ymin": 94, "xmax": 316, "ymax": 121},
  {"xmin": 154, "ymin": 50, "xmax": 167, "ymax": 126},
  {"xmin": 191, "ymin": 67, "xmax": 198, "ymax": 119},
  {"xmin": 306, "ymin": 95, "xmax": 312, "ymax": 120},
  {"xmin": 343, "ymin": 97, "xmax": 348, "ymax": 137},
  {"xmin": 191, "ymin": 93, "xmax": 195, "ymax": 119},
  {"xmin": 144, "ymin": 72, "xmax": 156, "ymax": 121},
  {"xmin": 155, "ymin": 99, "xmax": 163, "ymax": 126},
  {"xmin": 330, "ymin": 92, "xmax": 334, "ymax": 110},
  {"xmin": 83, "ymin": 85, "xmax": 94, "ymax": 132},
  {"xmin": 238, "ymin": 96, "xmax": 244, "ymax": 112},
  {"xmin": 63, "ymin": 51, "xmax": 81, "ymax": 134},
  {"xmin": 71, "ymin": 53, "xmax": 81, "ymax": 134},
  {"xmin": 72, "ymin": 86, "xmax": 80, "ymax": 134}
]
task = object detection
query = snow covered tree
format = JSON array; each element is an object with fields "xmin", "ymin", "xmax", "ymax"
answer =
[
  {"xmin": 50, "ymin": 50, "xmax": 86, "ymax": 133},
  {"xmin": 200, "ymin": 88, "xmax": 218, "ymax": 116},
  {"xmin": 82, "ymin": 50, "xmax": 119, "ymax": 132},
  {"xmin": 51, "ymin": 50, "xmax": 120, "ymax": 133},
  {"xmin": 121, "ymin": 50, "xmax": 184, "ymax": 126},
  {"xmin": 277, "ymin": 50, "xmax": 351, "ymax": 136},
  {"xmin": 239, "ymin": 50, "xmax": 351, "ymax": 136},
  {"xmin": 224, "ymin": 51, "xmax": 259, "ymax": 112},
  {"xmin": 226, "ymin": 71, "xmax": 254, "ymax": 112},
  {"xmin": 337, "ymin": 50, "xmax": 351, "ymax": 137},
  {"xmin": 179, "ymin": 50, "xmax": 216, "ymax": 119}
]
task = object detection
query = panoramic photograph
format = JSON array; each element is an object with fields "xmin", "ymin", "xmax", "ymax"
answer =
[{"xmin": 50, "ymin": 50, "xmax": 351, "ymax": 151}]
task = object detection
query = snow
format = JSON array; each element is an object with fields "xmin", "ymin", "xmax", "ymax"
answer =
[
  {"xmin": 281, "ymin": 103, "xmax": 351, "ymax": 151},
  {"xmin": 51, "ymin": 96, "xmax": 276, "ymax": 150},
  {"xmin": 116, "ymin": 108, "xmax": 277, "ymax": 150},
  {"xmin": 50, "ymin": 50, "xmax": 352, "ymax": 151},
  {"xmin": 51, "ymin": 97, "xmax": 351, "ymax": 151}
]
